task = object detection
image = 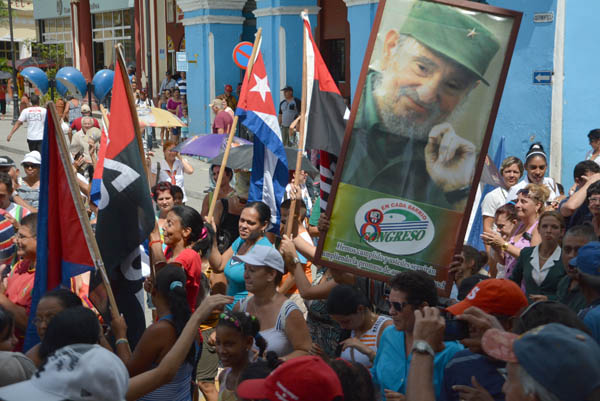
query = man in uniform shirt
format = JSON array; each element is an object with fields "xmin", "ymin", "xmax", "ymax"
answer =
[
  {"xmin": 279, "ymin": 86, "xmax": 301, "ymax": 147},
  {"xmin": 342, "ymin": 1, "xmax": 500, "ymax": 210}
]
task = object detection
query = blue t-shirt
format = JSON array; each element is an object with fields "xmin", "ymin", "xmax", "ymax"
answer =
[
  {"xmin": 580, "ymin": 303, "xmax": 600, "ymax": 344},
  {"xmin": 371, "ymin": 326, "xmax": 463, "ymax": 400},
  {"xmin": 224, "ymin": 236, "xmax": 273, "ymax": 310},
  {"xmin": 439, "ymin": 349, "xmax": 506, "ymax": 401}
]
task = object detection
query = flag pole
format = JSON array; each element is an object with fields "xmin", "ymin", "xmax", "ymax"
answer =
[
  {"xmin": 285, "ymin": 11, "xmax": 309, "ymax": 237},
  {"xmin": 100, "ymin": 105, "xmax": 110, "ymax": 130},
  {"xmin": 115, "ymin": 43, "xmax": 150, "ymax": 182},
  {"xmin": 46, "ymin": 102, "xmax": 120, "ymax": 315},
  {"xmin": 207, "ymin": 27, "xmax": 263, "ymax": 221}
]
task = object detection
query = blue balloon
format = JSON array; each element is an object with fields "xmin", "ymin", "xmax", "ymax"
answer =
[
  {"xmin": 92, "ymin": 69, "xmax": 114, "ymax": 101},
  {"xmin": 56, "ymin": 79, "xmax": 68, "ymax": 97},
  {"xmin": 20, "ymin": 67, "xmax": 49, "ymax": 95},
  {"xmin": 56, "ymin": 67, "xmax": 87, "ymax": 98}
]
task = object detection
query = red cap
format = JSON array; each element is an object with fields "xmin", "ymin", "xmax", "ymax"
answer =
[
  {"xmin": 225, "ymin": 84, "xmax": 233, "ymax": 91},
  {"xmin": 446, "ymin": 279, "xmax": 528, "ymax": 317},
  {"xmin": 237, "ymin": 356, "xmax": 343, "ymax": 401}
]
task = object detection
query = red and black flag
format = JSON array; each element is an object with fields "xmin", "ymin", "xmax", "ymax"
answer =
[
  {"xmin": 301, "ymin": 13, "xmax": 349, "ymax": 212},
  {"xmin": 94, "ymin": 53, "xmax": 155, "ymax": 346}
]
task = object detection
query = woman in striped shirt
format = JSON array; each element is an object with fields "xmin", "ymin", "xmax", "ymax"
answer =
[{"xmin": 326, "ymin": 284, "xmax": 392, "ymax": 367}]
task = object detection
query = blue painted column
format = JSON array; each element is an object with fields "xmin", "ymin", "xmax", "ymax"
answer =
[
  {"xmin": 344, "ymin": 0, "xmax": 379, "ymax": 100},
  {"xmin": 254, "ymin": 0, "xmax": 318, "ymax": 111},
  {"xmin": 178, "ymin": 0, "xmax": 246, "ymax": 134}
]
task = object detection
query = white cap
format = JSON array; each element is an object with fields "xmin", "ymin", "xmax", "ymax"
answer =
[
  {"xmin": 21, "ymin": 151, "xmax": 41, "ymax": 165},
  {"xmin": 0, "ymin": 344, "xmax": 129, "ymax": 401},
  {"xmin": 233, "ymin": 244, "xmax": 285, "ymax": 273},
  {"xmin": 81, "ymin": 104, "xmax": 91, "ymax": 113}
]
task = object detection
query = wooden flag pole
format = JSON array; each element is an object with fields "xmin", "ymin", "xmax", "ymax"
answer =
[
  {"xmin": 100, "ymin": 105, "xmax": 110, "ymax": 130},
  {"xmin": 207, "ymin": 27, "xmax": 263, "ymax": 221},
  {"xmin": 47, "ymin": 102, "xmax": 120, "ymax": 315},
  {"xmin": 285, "ymin": 11, "xmax": 309, "ymax": 238}
]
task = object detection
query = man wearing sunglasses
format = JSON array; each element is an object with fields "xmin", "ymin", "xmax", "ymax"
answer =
[
  {"xmin": 370, "ymin": 271, "xmax": 463, "ymax": 400},
  {"xmin": 570, "ymin": 241, "xmax": 600, "ymax": 344}
]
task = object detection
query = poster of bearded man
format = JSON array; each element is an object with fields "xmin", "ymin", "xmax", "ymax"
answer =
[{"xmin": 316, "ymin": 0, "xmax": 522, "ymax": 293}]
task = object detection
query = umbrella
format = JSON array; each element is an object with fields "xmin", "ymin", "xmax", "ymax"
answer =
[
  {"xmin": 175, "ymin": 134, "xmax": 251, "ymax": 159},
  {"xmin": 8, "ymin": 57, "xmax": 56, "ymax": 71},
  {"xmin": 208, "ymin": 145, "xmax": 319, "ymax": 178},
  {"xmin": 137, "ymin": 107, "xmax": 186, "ymax": 128},
  {"xmin": 0, "ymin": 71, "xmax": 12, "ymax": 80}
]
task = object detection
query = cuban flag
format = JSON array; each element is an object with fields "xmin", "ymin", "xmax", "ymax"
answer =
[
  {"xmin": 24, "ymin": 106, "xmax": 95, "ymax": 351},
  {"xmin": 236, "ymin": 43, "xmax": 288, "ymax": 232}
]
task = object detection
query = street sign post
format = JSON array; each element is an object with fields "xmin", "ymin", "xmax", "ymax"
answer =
[
  {"xmin": 232, "ymin": 42, "xmax": 253, "ymax": 70},
  {"xmin": 533, "ymin": 71, "xmax": 552, "ymax": 85}
]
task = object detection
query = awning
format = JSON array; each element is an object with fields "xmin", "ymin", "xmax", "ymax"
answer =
[{"xmin": 0, "ymin": 26, "xmax": 37, "ymax": 42}]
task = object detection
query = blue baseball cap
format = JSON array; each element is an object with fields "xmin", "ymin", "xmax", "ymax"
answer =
[
  {"xmin": 482, "ymin": 323, "xmax": 600, "ymax": 401},
  {"xmin": 569, "ymin": 241, "xmax": 600, "ymax": 276}
]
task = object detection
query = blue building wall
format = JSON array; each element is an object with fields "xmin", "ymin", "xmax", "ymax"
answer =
[
  {"xmin": 485, "ymin": 0, "xmax": 556, "ymax": 179},
  {"xmin": 562, "ymin": 1, "xmax": 600, "ymax": 187},
  {"xmin": 346, "ymin": 2, "xmax": 380, "ymax": 99}
]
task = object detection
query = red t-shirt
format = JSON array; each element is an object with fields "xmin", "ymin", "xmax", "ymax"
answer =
[
  {"xmin": 5, "ymin": 259, "xmax": 35, "ymax": 351},
  {"xmin": 70, "ymin": 117, "xmax": 101, "ymax": 132},
  {"xmin": 212, "ymin": 110, "xmax": 233, "ymax": 133},
  {"xmin": 165, "ymin": 247, "xmax": 203, "ymax": 312}
]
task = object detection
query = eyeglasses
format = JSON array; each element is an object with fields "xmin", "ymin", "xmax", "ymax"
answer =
[
  {"xmin": 589, "ymin": 197, "xmax": 600, "ymax": 204},
  {"xmin": 388, "ymin": 300, "xmax": 410, "ymax": 312},
  {"xmin": 22, "ymin": 163, "xmax": 38, "ymax": 169},
  {"xmin": 15, "ymin": 233, "xmax": 35, "ymax": 240},
  {"xmin": 33, "ymin": 315, "xmax": 54, "ymax": 325}
]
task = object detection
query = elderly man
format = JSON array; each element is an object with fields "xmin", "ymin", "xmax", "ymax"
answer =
[
  {"xmin": 70, "ymin": 104, "xmax": 100, "ymax": 132},
  {"xmin": 70, "ymin": 116, "xmax": 101, "ymax": 164},
  {"xmin": 210, "ymin": 98, "xmax": 233, "ymax": 134},
  {"xmin": 342, "ymin": 1, "xmax": 500, "ymax": 209}
]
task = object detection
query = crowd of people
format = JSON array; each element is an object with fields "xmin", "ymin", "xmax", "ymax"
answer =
[{"xmin": 3, "ymin": 68, "xmax": 600, "ymax": 401}]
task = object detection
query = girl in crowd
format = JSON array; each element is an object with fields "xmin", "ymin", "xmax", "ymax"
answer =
[
  {"xmin": 449, "ymin": 245, "xmax": 489, "ymax": 287},
  {"xmin": 26, "ymin": 288, "xmax": 82, "ymax": 366},
  {"xmin": 508, "ymin": 143, "xmax": 560, "ymax": 202},
  {"xmin": 38, "ymin": 306, "xmax": 100, "ymax": 364},
  {"xmin": 114, "ymin": 265, "xmax": 195, "ymax": 401},
  {"xmin": 167, "ymin": 89, "xmax": 184, "ymax": 144},
  {"xmin": 208, "ymin": 201, "xmax": 273, "ymax": 310},
  {"xmin": 149, "ymin": 205, "xmax": 212, "ymax": 312},
  {"xmin": 213, "ymin": 171, "xmax": 250, "ymax": 253},
  {"xmin": 149, "ymin": 141, "xmax": 194, "ymax": 204},
  {"xmin": 586, "ymin": 129, "xmax": 600, "ymax": 165},
  {"xmin": 0, "ymin": 306, "xmax": 17, "ymax": 351},
  {"xmin": 482, "ymin": 184, "xmax": 548, "ymax": 278},
  {"xmin": 511, "ymin": 210, "xmax": 566, "ymax": 302},
  {"xmin": 481, "ymin": 156, "xmax": 523, "ymax": 235},
  {"xmin": 234, "ymin": 244, "xmax": 312, "ymax": 359},
  {"xmin": 1, "ymin": 213, "xmax": 37, "ymax": 350},
  {"xmin": 326, "ymin": 285, "xmax": 392, "ymax": 368},
  {"xmin": 215, "ymin": 311, "xmax": 266, "ymax": 401},
  {"xmin": 152, "ymin": 181, "xmax": 175, "ymax": 235},
  {"xmin": 17, "ymin": 151, "xmax": 41, "ymax": 210}
]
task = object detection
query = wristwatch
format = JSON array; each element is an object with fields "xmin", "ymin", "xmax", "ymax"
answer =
[
  {"xmin": 411, "ymin": 340, "xmax": 435, "ymax": 357},
  {"xmin": 293, "ymin": 257, "xmax": 301, "ymax": 265},
  {"xmin": 502, "ymin": 242, "xmax": 509, "ymax": 251}
]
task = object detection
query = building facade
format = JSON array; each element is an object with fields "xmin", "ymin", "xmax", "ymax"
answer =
[{"xmin": 2, "ymin": 0, "xmax": 35, "ymax": 60}]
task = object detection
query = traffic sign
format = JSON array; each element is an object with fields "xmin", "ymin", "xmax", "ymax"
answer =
[
  {"xmin": 233, "ymin": 41, "xmax": 253, "ymax": 70},
  {"xmin": 176, "ymin": 52, "xmax": 188, "ymax": 72},
  {"xmin": 533, "ymin": 71, "xmax": 552, "ymax": 85}
]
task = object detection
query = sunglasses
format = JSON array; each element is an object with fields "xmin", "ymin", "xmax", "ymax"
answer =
[
  {"xmin": 22, "ymin": 163, "xmax": 39, "ymax": 169},
  {"xmin": 388, "ymin": 300, "xmax": 410, "ymax": 312}
]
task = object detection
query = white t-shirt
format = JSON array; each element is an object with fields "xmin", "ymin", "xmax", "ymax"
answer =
[
  {"xmin": 585, "ymin": 150, "xmax": 600, "ymax": 166},
  {"xmin": 481, "ymin": 187, "xmax": 510, "ymax": 217},
  {"xmin": 507, "ymin": 176, "xmax": 559, "ymax": 202},
  {"xmin": 151, "ymin": 159, "xmax": 187, "ymax": 202},
  {"xmin": 18, "ymin": 106, "xmax": 47, "ymax": 141}
]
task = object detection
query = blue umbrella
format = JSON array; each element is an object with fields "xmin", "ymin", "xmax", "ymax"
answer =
[
  {"xmin": 20, "ymin": 67, "xmax": 49, "ymax": 94},
  {"xmin": 56, "ymin": 67, "xmax": 87, "ymax": 98},
  {"xmin": 92, "ymin": 69, "xmax": 114, "ymax": 101}
]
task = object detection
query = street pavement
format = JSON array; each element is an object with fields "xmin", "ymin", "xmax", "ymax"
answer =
[{"xmin": 0, "ymin": 108, "xmax": 212, "ymax": 212}]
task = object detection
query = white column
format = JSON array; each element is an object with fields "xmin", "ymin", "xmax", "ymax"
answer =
[{"xmin": 550, "ymin": 0, "xmax": 565, "ymax": 182}]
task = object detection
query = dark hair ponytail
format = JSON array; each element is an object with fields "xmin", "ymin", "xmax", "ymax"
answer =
[
  {"xmin": 218, "ymin": 311, "xmax": 267, "ymax": 358},
  {"xmin": 155, "ymin": 264, "xmax": 194, "ymax": 365},
  {"xmin": 170, "ymin": 205, "xmax": 214, "ymax": 256},
  {"xmin": 525, "ymin": 142, "xmax": 547, "ymax": 165}
]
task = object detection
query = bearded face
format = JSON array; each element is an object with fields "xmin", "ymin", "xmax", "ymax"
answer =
[{"xmin": 373, "ymin": 33, "xmax": 477, "ymax": 139}]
